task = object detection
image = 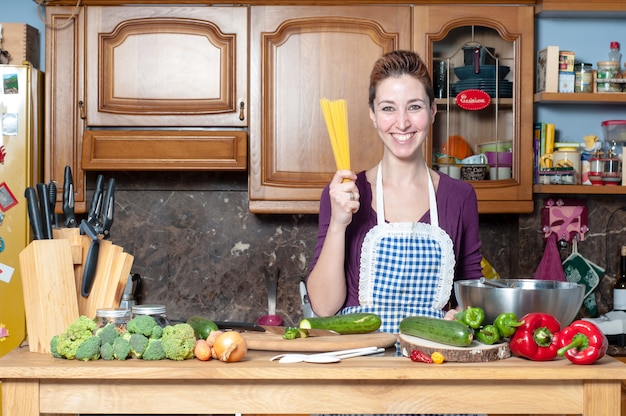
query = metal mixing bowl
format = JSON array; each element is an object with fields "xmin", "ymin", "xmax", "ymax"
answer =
[{"xmin": 454, "ymin": 279, "xmax": 585, "ymax": 326}]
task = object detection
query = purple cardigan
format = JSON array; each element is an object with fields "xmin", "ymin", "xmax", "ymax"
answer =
[{"xmin": 309, "ymin": 170, "xmax": 483, "ymax": 309}]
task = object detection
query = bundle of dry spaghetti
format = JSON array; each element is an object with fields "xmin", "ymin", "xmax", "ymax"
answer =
[{"xmin": 320, "ymin": 98, "xmax": 350, "ymax": 171}]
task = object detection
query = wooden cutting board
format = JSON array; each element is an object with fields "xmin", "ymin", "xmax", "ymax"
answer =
[
  {"xmin": 242, "ymin": 331, "xmax": 397, "ymax": 352},
  {"xmin": 398, "ymin": 333, "xmax": 510, "ymax": 362}
]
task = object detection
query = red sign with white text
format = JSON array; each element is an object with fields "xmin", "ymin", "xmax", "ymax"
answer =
[{"xmin": 455, "ymin": 89, "xmax": 491, "ymax": 111}]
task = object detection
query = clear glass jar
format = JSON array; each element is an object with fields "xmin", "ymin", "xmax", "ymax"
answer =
[
  {"xmin": 131, "ymin": 304, "xmax": 170, "ymax": 327},
  {"xmin": 574, "ymin": 63, "xmax": 593, "ymax": 93},
  {"xmin": 95, "ymin": 308, "xmax": 131, "ymax": 333},
  {"xmin": 596, "ymin": 61, "xmax": 622, "ymax": 92}
]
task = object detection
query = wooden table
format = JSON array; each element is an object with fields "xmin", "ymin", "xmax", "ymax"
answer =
[{"xmin": 1, "ymin": 347, "xmax": 626, "ymax": 415}]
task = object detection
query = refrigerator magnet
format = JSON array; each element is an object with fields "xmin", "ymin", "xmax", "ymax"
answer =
[{"xmin": 0, "ymin": 182, "xmax": 18, "ymax": 212}]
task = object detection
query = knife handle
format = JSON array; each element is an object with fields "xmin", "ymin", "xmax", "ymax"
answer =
[
  {"xmin": 36, "ymin": 183, "xmax": 53, "ymax": 239},
  {"xmin": 63, "ymin": 166, "xmax": 77, "ymax": 228},
  {"xmin": 87, "ymin": 174, "xmax": 104, "ymax": 226},
  {"xmin": 48, "ymin": 181, "xmax": 58, "ymax": 228},
  {"xmin": 81, "ymin": 239, "xmax": 100, "ymax": 297},
  {"xmin": 101, "ymin": 178, "xmax": 115, "ymax": 239},
  {"xmin": 24, "ymin": 187, "xmax": 44, "ymax": 240}
]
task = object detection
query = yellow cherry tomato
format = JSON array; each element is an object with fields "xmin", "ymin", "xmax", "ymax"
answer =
[{"xmin": 431, "ymin": 351, "xmax": 445, "ymax": 364}]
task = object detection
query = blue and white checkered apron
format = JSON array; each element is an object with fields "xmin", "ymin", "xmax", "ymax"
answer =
[
  {"xmin": 341, "ymin": 163, "xmax": 456, "ymax": 334},
  {"xmin": 335, "ymin": 164, "xmax": 476, "ymax": 416}
]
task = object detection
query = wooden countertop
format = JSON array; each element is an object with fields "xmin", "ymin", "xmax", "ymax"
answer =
[{"xmin": 2, "ymin": 346, "xmax": 626, "ymax": 415}]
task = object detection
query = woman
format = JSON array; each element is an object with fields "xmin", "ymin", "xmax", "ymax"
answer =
[{"xmin": 307, "ymin": 50, "xmax": 483, "ymax": 333}]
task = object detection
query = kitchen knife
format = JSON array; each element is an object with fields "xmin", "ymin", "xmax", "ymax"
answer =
[
  {"xmin": 48, "ymin": 181, "xmax": 58, "ymax": 228},
  {"xmin": 86, "ymin": 174, "xmax": 104, "ymax": 227},
  {"xmin": 100, "ymin": 178, "xmax": 115, "ymax": 239},
  {"xmin": 36, "ymin": 183, "xmax": 53, "ymax": 239},
  {"xmin": 213, "ymin": 321, "xmax": 339, "ymax": 337},
  {"xmin": 63, "ymin": 166, "xmax": 77, "ymax": 228},
  {"xmin": 24, "ymin": 187, "xmax": 44, "ymax": 240},
  {"xmin": 80, "ymin": 219, "xmax": 100, "ymax": 297}
]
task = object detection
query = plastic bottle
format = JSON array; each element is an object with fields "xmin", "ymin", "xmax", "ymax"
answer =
[
  {"xmin": 609, "ymin": 41, "xmax": 622, "ymax": 65},
  {"xmin": 613, "ymin": 245, "xmax": 626, "ymax": 310}
]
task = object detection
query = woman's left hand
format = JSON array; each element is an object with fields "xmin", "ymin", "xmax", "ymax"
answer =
[{"xmin": 443, "ymin": 308, "xmax": 460, "ymax": 320}]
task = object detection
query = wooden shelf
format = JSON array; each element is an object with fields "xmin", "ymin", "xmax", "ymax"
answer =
[
  {"xmin": 534, "ymin": 184, "xmax": 626, "ymax": 194},
  {"xmin": 534, "ymin": 92, "xmax": 626, "ymax": 104},
  {"xmin": 436, "ymin": 97, "xmax": 513, "ymax": 106}
]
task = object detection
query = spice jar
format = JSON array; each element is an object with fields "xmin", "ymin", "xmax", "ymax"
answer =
[
  {"xmin": 131, "ymin": 304, "xmax": 171, "ymax": 327},
  {"xmin": 95, "ymin": 308, "xmax": 131, "ymax": 333},
  {"xmin": 596, "ymin": 61, "xmax": 622, "ymax": 92},
  {"xmin": 574, "ymin": 63, "xmax": 593, "ymax": 93}
]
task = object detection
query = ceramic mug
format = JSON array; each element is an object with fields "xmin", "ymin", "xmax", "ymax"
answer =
[
  {"xmin": 437, "ymin": 164, "xmax": 461, "ymax": 180},
  {"xmin": 489, "ymin": 166, "xmax": 512, "ymax": 180}
]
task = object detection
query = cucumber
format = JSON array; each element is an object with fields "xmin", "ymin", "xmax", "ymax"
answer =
[
  {"xmin": 186, "ymin": 315, "xmax": 219, "ymax": 340},
  {"xmin": 399, "ymin": 316, "xmax": 473, "ymax": 347},
  {"xmin": 299, "ymin": 313, "xmax": 381, "ymax": 335}
]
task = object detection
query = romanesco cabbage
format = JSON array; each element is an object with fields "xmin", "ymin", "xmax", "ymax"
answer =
[{"xmin": 55, "ymin": 315, "xmax": 98, "ymax": 360}]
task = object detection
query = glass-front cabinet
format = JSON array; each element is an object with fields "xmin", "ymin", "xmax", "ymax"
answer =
[{"xmin": 413, "ymin": 6, "xmax": 535, "ymax": 214}]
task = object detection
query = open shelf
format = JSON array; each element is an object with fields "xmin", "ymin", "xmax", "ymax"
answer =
[
  {"xmin": 534, "ymin": 92, "xmax": 626, "ymax": 104},
  {"xmin": 534, "ymin": 184, "xmax": 626, "ymax": 194}
]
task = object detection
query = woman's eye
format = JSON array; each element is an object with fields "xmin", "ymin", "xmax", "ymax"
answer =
[
  {"xmin": 381, "ymin": 106, "xmax": 395, "ymax": 112},
  {"xmin": 408, "ymin": 104, "xmax": 422, "ymax": 111}
]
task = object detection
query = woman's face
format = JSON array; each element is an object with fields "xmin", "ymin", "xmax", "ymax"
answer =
[{"xmin": 369, "ymin": 74, "xmax": 436, "ymax": 160}]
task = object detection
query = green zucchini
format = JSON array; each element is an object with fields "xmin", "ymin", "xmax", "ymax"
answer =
[
  {"xmin": 186, "ymin": 315, "xmax": 219, "ymax": 340},
  {"xmin": 399, "ymin": 316, "xmax": 473, "ymax": 347},
  {"xmin": 299, "ymin": 313, "xmax": 381, "ymax": 335}
]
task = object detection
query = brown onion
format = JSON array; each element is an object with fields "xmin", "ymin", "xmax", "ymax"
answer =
[{"xmin": 213, "ymin": 331, "xmax": 247, "ymax": 362}]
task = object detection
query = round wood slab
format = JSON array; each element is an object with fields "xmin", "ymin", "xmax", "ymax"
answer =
[
  {"xmin": 399, "ymin": 333, "xmax": 511, "ymax": 362},
  {"xmin": 242, "ymin": 331, "xmax": 398, "ymax": 352}
]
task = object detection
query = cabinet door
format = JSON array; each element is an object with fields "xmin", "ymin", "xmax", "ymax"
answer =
[
  {"xmin": 414, "ymin": 6, "xmax": 535, "ymax": 214},
  {"xmin": 46, "ymin": 6, "xmax": 87, "ymax": 211},
  {"xmin": 85, "ymin": 6, "xmax": 247, "ymax": 127},
  {"xmin": 249, "ymin": 6, "xmax": 411, "ymax": 214}
]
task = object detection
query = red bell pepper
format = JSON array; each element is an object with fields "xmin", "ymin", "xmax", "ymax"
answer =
[
  {"xmin": 557, "ymin": 320, "xmax": 608, "ymax": 365},
  {"xmin": 509, "ymin": 312, "xmax": 561, "ymax": 361}
]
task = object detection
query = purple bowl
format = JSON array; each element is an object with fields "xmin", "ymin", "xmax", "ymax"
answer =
[{"xmin": 485, "ymin": 151, "xmax": 513, "ymax": 167}]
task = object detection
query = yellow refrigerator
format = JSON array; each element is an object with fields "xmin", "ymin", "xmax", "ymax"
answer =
[{"xmin": 0, "ymin": 63, "xmax": 42, "ymax": 361}]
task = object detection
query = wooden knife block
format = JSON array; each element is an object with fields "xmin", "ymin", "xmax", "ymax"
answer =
[{"xmin": 19, "ymin": 230, "xmax": 134, "ymax": 354}]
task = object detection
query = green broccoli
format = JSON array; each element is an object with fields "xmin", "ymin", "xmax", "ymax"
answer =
[
  {"xmin": 142, "ymin": 338, "xmax": 166, "ymax": 361},
  {"xmin": 55, "ymin": 315, "xmax": 98, "ymax": 360},
  {"xmin": 112, "ymin": 336, "xmax": 131, "ymax": 360},
  {"xmin": 161, "ymin": 323, "xmax": 196, "ymax": 360},
  {"xmin": 129, "ymin": 333, "xmax": 149, "ymax": 359},
  {"xmin": 50, "ymin": 335, "xmax": 62, "ymax": 359},
  {"xmin": 151, "ymin": 325, "xmax": 163, "ymax": 339},
  {"xmin": 95, "ymin": 322, "xmax": 121, "ymax": 345},
  {"xmin": 126, "ymin": 315, "xmax": 159, "ymax": 337},
  {"xmin": 100, "ymin": 342, "xmax": 115, "ymax": 360},
  {"xmin": 75, "ymin": 336, "xmax": 101, "ymax": 361}
]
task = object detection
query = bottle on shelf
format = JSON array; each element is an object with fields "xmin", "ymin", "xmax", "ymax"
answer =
[
  {"xmin": 613, "ymin": 245, "xmax": 626, "ymax": 311},
  {"xmin": 609, "ymin": 41, "xmax": 621, "ymax": 65}
]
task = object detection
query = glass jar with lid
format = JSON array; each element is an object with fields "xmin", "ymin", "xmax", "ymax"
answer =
[
  {"xmin": 574, "ymin": 63, "xmax": 593, "ymax": 93},
  {"xmin": 95, "ymin": 307, "xmax": 131, "ymax": 333},
  {"xmin": 131, "ymin": 304, "xmax": 171, "ymax": 327}
]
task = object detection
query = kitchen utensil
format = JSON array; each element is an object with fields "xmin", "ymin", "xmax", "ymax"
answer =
[
  {"xmin": 47, "ymin": 180, "xmax": 57, "ymax": 228},
  {"xmin": 36, "ymin": 183, "xmax": 53, "ymax": 239},
  {"xmin": 455, "ymin": 279, "xmax": 585, "ymax": 326},
  {"xmin": 62, "ymin": 165, "xmax": 77, "ymax": 228},
  {"xmin": 257, "ymin": 267, "xmax": 282, "ymax": 326},
  {"xmin": 300, "ymin": 281, "xmax": 317, "ymax": 318},
  {"xmin": 270, "ymin": 346, "xmax": 384, "ymax": 364},
  {"xmin": 24, "ymin": 186, "xmax": 44, "ymax": 240},
  {"xmin": 79, "ymin": 219, "xmax": 100, "ymax": 297},
  {"xmin": 462, "ymin": 45, "xmax": 496, "ymax": 67},
  {"xmin": 213, "ymin": 321, "xmax": 338, "ymax": 337},
  {"xmin": 478, "ymin": 277, "xmax": 510, "ymax": 288},
  {"xmin": 241, "ymin": 331, "xmax": 398, "ymax": 352},
  {"xmin": 86, "ymin": 174, "xmax": 105, "ymax": 227}
]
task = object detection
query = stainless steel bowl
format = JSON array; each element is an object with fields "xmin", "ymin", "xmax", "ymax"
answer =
[{"xmin": 454, "ymin": 279, "xmax": 585, "ymax": 326}]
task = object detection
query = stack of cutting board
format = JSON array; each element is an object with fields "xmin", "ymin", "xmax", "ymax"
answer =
[{"xmin": 18, "ymin": 228, "xmax": 133, "ymax": 354}]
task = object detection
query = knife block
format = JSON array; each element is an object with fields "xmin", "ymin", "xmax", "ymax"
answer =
[{"xmin": 18, "ymin": 239, "xmax": 79, "ymax": 354}]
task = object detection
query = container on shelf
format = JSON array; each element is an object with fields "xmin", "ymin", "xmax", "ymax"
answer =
[
  {"xmin": 602, "ymin": 120, "xmax": 626, "ymax": 143},
  {"xmin": 596, "ymin": 61, "xmax": 622, "ymax": 92},
  {"xmin": 130, "ymin": 304, "xmax": 171, "ymax": 327},
  {"xmin": 94, "ymin": 308, "xmax": 131, "ymax": 333},
  {"xmin": 574, "ymin": 63, "xmax": 593, "ymax": 93}
]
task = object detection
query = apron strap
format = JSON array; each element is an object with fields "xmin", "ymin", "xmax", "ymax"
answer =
[{"xmin": 375, "ymin": 162, "xmax": 438, "ymax": 227}]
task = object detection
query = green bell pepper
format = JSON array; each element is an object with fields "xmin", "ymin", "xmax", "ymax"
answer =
[
  {"xmin": 455, "ymin": 306, "xmax": 485, "ymax": 329},
  {"xmin": 494, "ymin": 312, "xmax": 524, "ymax": 338},
  {"xmin": 476, "ymin": 324, "xmax": 501, "ymax": 345}
]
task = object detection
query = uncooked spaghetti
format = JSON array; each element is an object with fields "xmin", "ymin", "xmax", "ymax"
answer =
[{"xmin": 320, "ymin": 98, "xmax": 350, "ymax": 172}]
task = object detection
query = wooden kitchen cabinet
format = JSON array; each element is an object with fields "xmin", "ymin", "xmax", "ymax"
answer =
[
  {"xmin": 412, "ymin": 5, "xmax": 535, "ymax": 214},
  {"xmin": 45, "ymin": 5, "xmax": 248, "ymax": 211},
  {"xmin": 248, "ymin": 5, "xmax": 411, "ymax": 214}
]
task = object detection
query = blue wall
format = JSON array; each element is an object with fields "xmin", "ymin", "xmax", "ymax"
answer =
[
  {"xmin": 0, "ymin": 0, "xmax": 47, "ymax": 70},
  {"xmin": 535, "ymin": 16, "xmax": 626, "ymax": 144}
]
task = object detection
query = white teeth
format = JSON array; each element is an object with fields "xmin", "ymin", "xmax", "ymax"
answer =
[{"xmin": 393, "ymin": 133, "xmax": 413, "ymax": 142}]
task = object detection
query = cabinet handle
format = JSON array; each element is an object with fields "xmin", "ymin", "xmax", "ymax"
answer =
[
  {"xmin": 239, "ymin": 101, "xmax": 245, "ymax": 121},
  {"xmin": 78, "ymin": 100, "xmax": 85, "ymax": 120}
]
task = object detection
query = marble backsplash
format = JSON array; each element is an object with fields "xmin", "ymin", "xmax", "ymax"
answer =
[{"xmin": 94, "ymin": 170, "xmax": 626, "ymax": 325}]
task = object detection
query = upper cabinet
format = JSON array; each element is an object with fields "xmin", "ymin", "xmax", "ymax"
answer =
[
  {"xmin": 46, "ymin": 5, "xmax": 248, "ymax": 211},
  {"xmin": 413, "ymin": 5, "xmax": 535, "ymax": 214},
  {"xmin": 248, "ymin": 5, "xmax": 412, "ymax": 214}
]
